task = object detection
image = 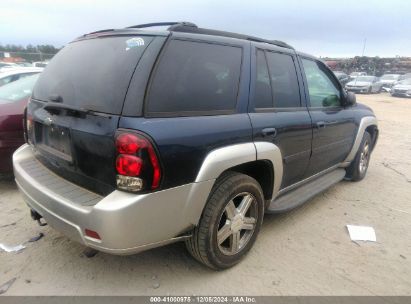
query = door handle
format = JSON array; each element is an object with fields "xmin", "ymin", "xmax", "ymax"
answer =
[
  {"xmin": 316, "ymin": 121, "xmax": 326, "ymax": 129},
  {"xmin": 262, "ymin": 127, "xmax": 277, "ymax": 138}
]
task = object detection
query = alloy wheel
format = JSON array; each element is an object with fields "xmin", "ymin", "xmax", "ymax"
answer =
[
  {"xmin": 359, "ymin": 142, "xmax": 370, "ymax": 174},
  {"xmin": 216, "ymin": 192, "xmax": 258, "ymax": 256}
]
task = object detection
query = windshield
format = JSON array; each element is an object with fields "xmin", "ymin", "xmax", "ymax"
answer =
[
  {"xmin": 32, "ymin": 35, "xmax": 154, "ymax": 115},
  {"xmin": 381, "ymin": 75, "xmax": 399, "ymax": 80},
  {"xmin": 0, "ymin": 73, "xmax": 39, "ymax": 103},
  {"xmin": 350, "ymin": 72, "xmax": 363, "ymax": 76},
  {"xmin": 398, "ymin": 79, "xmax": 411, "ymax": 85},
  {"xmin": 355, "ymin": 76, "xmax": 374, "ymax": 82}
]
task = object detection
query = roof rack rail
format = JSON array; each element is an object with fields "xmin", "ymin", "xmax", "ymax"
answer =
[
  {"xmin": 126, "ymin": 21, "xmax": 197, "ymax": 29},
  {"xmin": 124, "ymin": 22, "xmax": 293, "ymax": 49},
  {"xmin": 168, "ymin": 24, "xmax": 294, "ymax": 50}
]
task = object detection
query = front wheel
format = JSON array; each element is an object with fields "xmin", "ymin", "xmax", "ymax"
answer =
[
  {"xmin": 346, "ymin": 131, "xmax": 372, "ymax": 181},
  {"xmin": 185, "ymin": 172, "xmax": 264, "ymax": 270}
]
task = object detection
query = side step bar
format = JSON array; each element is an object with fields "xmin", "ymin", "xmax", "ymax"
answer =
[{"xmin": 266, "ymin": 168, "xmax": 346, "ymax": 214}]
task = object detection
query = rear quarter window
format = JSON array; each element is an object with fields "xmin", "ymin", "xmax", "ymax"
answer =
[{"xmin": 146, "ymin": 39, "xmax": 242, "ymax": 116}]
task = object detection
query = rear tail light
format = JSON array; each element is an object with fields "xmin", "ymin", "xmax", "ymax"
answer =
[
  {"xmin": 23, "ymin": 107, "xmax": 33, "ymax": 144},
  {"xmin": 115, "ymin": 132, "xmax": 162, "ymax": 192}
]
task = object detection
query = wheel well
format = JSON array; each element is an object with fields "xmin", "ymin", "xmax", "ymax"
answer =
[
  {"xmin": 221, "ymin": 160, "xmax": 274, "ymax": 201},
  {"xmin": 365, "ymin": 125, "xmax": 378, "ymax": 150}
]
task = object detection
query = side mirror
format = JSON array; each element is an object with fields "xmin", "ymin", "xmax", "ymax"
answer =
[{"xmin": 344, "ymin": 91, "xmax": 356, "ymax": 106}]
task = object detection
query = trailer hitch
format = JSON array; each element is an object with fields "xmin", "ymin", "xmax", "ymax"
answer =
[{"xmin": 30, "ymin": 210, "xmax": 47, "ymax": 226}]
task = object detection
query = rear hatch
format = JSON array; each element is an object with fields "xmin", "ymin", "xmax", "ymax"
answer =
[{"xmin": 27, "ymin": 33, "xmax": 164, "ymax": 195}]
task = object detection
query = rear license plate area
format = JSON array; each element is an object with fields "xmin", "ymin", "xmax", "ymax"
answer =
[{"xmin": 35, "ymin": 123, "xmax": 73, "ymax": 162}]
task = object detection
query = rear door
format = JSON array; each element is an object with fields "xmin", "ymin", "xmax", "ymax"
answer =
[
  {"xmin": 249, "ymin": 46, "xmax": 312, "ymax": 189},
  {"xmin": 300, "ymin": 57, "xmax": 356, "ymax": 176},
  {"xmin": 27, "ymin": 34, "xmax": 166, "ymax": 195},
  {"xmin": 119, "ymin": 34, "xmax": 253, "ymax": 190}
]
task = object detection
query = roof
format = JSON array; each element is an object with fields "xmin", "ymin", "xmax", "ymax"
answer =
[{"xmin": 82, "ymin": 21, "xmax": 294, "ymax": 50}]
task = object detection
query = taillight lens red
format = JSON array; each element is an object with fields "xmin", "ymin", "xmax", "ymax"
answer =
[
  {"xmin": 116, "ymin": 133, "xmax": 147, "ymax": 154},
  {"xmin": 116, "ymin": 155, "xmax": 142, "ymax": 176},
  {"xmin": 115, "ymin": 131, "xmax": 162, "ymax": 191}
]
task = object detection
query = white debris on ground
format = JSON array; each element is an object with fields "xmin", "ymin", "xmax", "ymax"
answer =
[{"xmin": 346, "ymin": 225, "xmax": 377, "ymax": 242}]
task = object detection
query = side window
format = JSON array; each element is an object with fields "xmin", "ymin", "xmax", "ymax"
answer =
[
  {"xmin": 147, "ymin": 39, "xmax": 242, "ymax": 115},
  {"xmin": 265, "ymin": 52, "xmax": 301, "ymax": 108},
  {"xmin": 254, "ymin": 50, "xmax": 273, "ymax": 108},
  {"xmin": 301, "ymin": 58, "xmax": 341, "ymax": 108}
]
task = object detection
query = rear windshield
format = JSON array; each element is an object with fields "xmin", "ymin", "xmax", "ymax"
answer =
[{"xmin": 32, "ymin": 35, "xmax": 154, "ymax": 114}]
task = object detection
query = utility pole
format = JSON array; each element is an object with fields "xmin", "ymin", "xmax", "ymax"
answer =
[{"xmin": 361, "ymin": 38, "xmax": 367, "ymax": 57}]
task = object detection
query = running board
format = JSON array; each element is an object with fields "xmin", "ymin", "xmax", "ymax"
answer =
[{"xmin": 266, "ymin": 168, "xmax": 346, "ymax": 214}]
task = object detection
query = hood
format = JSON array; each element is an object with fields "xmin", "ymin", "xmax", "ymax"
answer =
[
  {"xmin": 393, "ymin": 84, "xmax": 411, "ymax": 90},
  {"xmin": 380, "ymin": 79, "xmax": 397, "ymax": 84},
  {"xmin": 356, "ymin": 102, "xmax": 374, "ymax": 112},
  {"xmin": 346, "ymin": 81, "xmax": 371, "ymax": 86}
]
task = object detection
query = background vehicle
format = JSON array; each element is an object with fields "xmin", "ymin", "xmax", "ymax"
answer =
[
  {"xmin": 16, "ymin": 62, "xmax": 33, "ymax": 67},
  {"xmin": 0, "ymin": 67, "xmax": 43, "ymax": 87},
  {"xmin": 32, "ymin": 61, "xmax": 49, "ymax": 68},
  {"xmin": 345, "ymin": 76, "xmax": 382, "ymax": 93},
  {"xmin": 0, "ymin": 62, "xmax": 19, "ymax": 72},
  {"xmin": 0, "ymin": 74, "xmax": 39, "ymax": 172},
  {"xmin": 349, "ymin": 71, "xmax": 367, "ymax": 80},
  {"xmin": 380, "ymin": 74, "xmax": 400, "ymax": 91},
  {"xmin": 398, "ymin": 73, "xmax": 411, "ymax": 81},
  {"xmin": 391, "ymin": 78, "xmax": 411, "ymax": 97},
  {"xmin": 13, "ymin": 22, "xmax": 378, "ymax": 270},
  {"xmin": 333, "ymin": 71, "xmax": 350, "ymax": 86}
]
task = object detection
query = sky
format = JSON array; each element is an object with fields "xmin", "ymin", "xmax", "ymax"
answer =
[{"xmin": 0, "ymin": 0, "xmax": 410, "ymax": 58}]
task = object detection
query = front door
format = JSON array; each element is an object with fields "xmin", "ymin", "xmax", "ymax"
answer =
[{"xmin": 300, "ymin": 57, "xmax": 356, "ymax": 177}]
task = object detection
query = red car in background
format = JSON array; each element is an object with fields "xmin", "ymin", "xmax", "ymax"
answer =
[{"xmin": 0, "ymin": 74, "xmax": 40, "ymax": 173}]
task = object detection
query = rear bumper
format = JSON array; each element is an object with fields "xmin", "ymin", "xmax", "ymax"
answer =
[{"xmin": 13, "ymin": 144, "xmax": 214, "ymax": 255}]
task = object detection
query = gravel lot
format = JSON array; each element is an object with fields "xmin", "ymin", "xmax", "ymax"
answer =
[{"xmin": 1, "ymin": 93, "xmax": 411, "ymax": 295}]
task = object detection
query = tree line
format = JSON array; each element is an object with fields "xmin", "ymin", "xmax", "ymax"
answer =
[{"xmin": 0, "ymin": 44, "xmax": 61, "ymax": 61}]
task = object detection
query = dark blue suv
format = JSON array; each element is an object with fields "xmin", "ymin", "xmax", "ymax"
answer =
[{"xmin": 13, "ymin": 22, "xmax": 378, "ymax": 269}]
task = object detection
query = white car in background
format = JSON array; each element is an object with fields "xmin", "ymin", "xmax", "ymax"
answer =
[
  {"xmin": 349, "ymin": 71, "xmax": 367, "ymax": 81},
  {"xmin": 0, "ymin": 67, "xmax": 43, "ymax": 87},
  {"xmin": 391, "ymin": 78, "xmax": 411, "ymax": 98},
  {"xmin": 0, "ymin": 62, "xmax": 19, "ymax": 72},
  {"xmin": 345, "ymin": 76, "xmax": 383, "ymax": 94},
  {"xmin": 32, "ymin": 61, "xmax": 49, "ymax": 68},
  {"xmin": 380, "ymin": 74, "xmax": 401, "ymax": 91}
]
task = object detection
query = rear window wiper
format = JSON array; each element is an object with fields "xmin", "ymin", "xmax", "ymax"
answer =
[
  {"xmin": 42, "ymin": 102, "xmax": 112, "ymax": 118},
  {"xmin": 43, "ymin": 102, "xmax": 90, "ymax": 115}
]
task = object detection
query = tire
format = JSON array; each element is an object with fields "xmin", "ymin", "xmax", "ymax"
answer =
[
  {"xmin": 185, "ymin": 172, "xmax": 264, "ymax": 270},
  {"xmin": 346, "ymin": 131, "xmax": 372, "ymax": 181},
  {"xmin": 367, "ymin": 87, "xmax": 372, "ymax": 94}
]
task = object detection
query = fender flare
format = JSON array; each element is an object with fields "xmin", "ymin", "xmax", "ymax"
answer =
[
  {"xmin": 341, "ymin": 116, "xmax": 378, "ymax": 167},
  {"xmin": 194, "ymin": 142, "xmax": 283, "ymax": 199},
  {"xmin": 187, "ymin": 142, "xmax": 283, "ymax": 225}
]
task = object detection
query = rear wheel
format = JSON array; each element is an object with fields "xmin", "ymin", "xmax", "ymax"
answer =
[
  {"xmin": 346, "ymin": 131, "xmax": 372, "ymax": 181},
  {"xmin": 185, "ymin": 172, "xmax": 264, "ymax": 270}
]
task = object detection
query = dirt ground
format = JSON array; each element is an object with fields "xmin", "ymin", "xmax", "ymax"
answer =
[{"xmin": 1, "ymin": 93, "xmax": 411, "ymax": 296}]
